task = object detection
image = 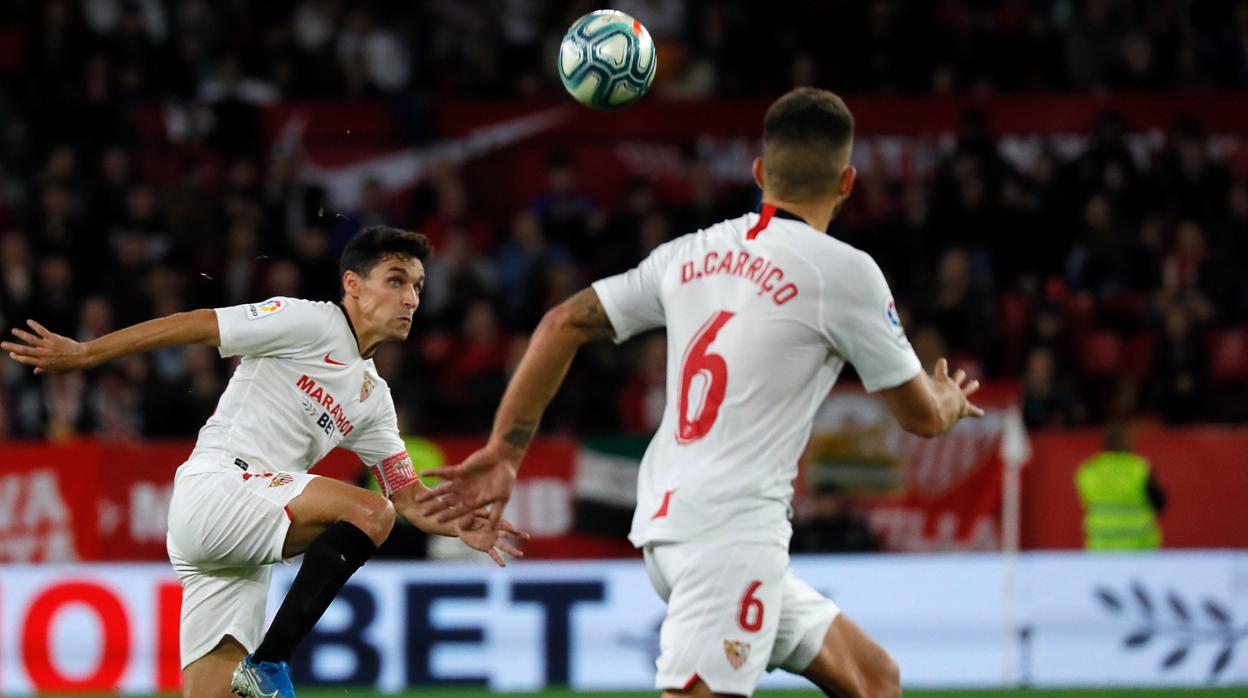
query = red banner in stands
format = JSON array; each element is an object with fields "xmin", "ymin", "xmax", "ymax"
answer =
[
  {"xmin": 0, "ymin": 442, "xmax": 101, "ymax": 562},
  {"xmin": 0, "ymin": 438, "xmax": 596, "ymax": 561},
  {"xmin": 803, "ymin": 385, "xmax": 1030, "ymax": 552},
  {"xmin": 130, "ymin": 95, "xmax": 1248, "ymax": 214},
  {"xmin": 2, "ymin": 424, "xmax": 1246, "ymax": 559},
  {"xmin": 95, "ymin": 443, "xmax": 195, "ymax": 561}
]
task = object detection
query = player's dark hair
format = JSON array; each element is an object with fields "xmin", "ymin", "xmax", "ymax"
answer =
[
  {"xmin": 339, "ymin": 226, "xmax": 431, "ymax": 297},
  {"xmin": 762, "ymin": 88, "xmax": 855, "ymax": 202}
]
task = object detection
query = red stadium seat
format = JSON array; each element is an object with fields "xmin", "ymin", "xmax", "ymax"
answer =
[
  {"xmin": 998, "ymin": 292, "xmax": 1031, "ymax": 375},
  {"xmin": 420, "ymin": 332, "xmax": 455, "ymax": 363},
  {"xmin": 1063, "ymin": 291, "xmax": 1097, "ymax": 334},
  {"xmin": 1100, "ymin": 292, "xmax": 1151, "ymax": 331},
  {"xmin": 947, "ymin": 352, "xmax": 984, "ymax": 381},
  {"xmin": 999, "ymin": 292, "xmax": 1030, "ymax": 337},
  {"xmin": 1124, "ymin": 333, "xmax": 1153, "ymax": 380},
  {"xmin": 1079, "ymin": 330, "xmax": 1123, "ymax": 377},
  {"xmin": 1209, "ymin": 328, "xmax": 1248, "ymax": 383}
]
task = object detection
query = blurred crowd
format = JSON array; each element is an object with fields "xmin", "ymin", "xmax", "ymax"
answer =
[
  {"xmin": 1, "ymin": 0, "xmax": 1248, "ymax": 442},
  {"xmin": 5, "ymin": 0, "xmax": 1248, "ymax": 105},
  {"xmin": 841, "ymin": 110, "xmax": 1248, "ymax": 428}
]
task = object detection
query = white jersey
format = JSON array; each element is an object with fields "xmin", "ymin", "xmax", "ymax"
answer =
[
  {"xmin": 592, "ymin": 208, "xmax": 922, "ymax": 548},
  {"xmin": 187, "ymin": 297, "xmax": 406, "ymax": 475}
]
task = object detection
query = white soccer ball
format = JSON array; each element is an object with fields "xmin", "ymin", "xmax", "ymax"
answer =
[{"xmin": 558, "ymin": 10, "xmax": 657, "ymax": 109}]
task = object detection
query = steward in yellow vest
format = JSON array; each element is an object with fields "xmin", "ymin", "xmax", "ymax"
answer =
[{"xmin": 1075, "ymin": 424, "xmax": 1165, "ymax": 550}]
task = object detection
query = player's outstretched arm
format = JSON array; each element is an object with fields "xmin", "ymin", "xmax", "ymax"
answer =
[
  {"xmin": 484, "ymin": 285, "xmax": 615, "ymax": 454},
  {"xmin": 390, "ymin": 481, "xmax": 529, "ymax": 566},
  {"xmin": 2, "ymin": 310, "xmax": 220, "ymax": 375},
  {"xmin": 881, "ymin": 358, "xmax": 984, "ymax": 438},
  {"xmin": 420, "ymin": 287, "xmax": 616, "ymax": 524}
]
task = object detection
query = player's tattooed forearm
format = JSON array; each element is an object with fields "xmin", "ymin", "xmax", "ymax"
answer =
[
  {"xmin": 503, "ymin": 418, "xmax": 538, "ymax": 450},
  {"xmin": 568, "ymin": 289, "xmax": 616, "ymax": 342}
]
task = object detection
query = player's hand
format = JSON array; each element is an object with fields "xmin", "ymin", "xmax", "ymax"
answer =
[
  {"xmin": 456, "ymin": 513, "xmax": 529, "ymax": 567},
  {"xmin": 2, "ymin": 320, "xmax": 91, "ymax": 375},
  {"xmin": 932, "ymin": 357, "xmax": 984, "ymax": 420},
  {"xmin": 418, "ymin": 444, "xmax": 521, "ymax": 528}
]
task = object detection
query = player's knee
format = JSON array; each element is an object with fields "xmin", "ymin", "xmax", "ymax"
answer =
[
  {"xmin": 346, "ymin": 494, "xmax": 395, "ymax": 545},
  {"xmin": 366, "ymin": 496, "xmax": 396, "ymax": 543}
]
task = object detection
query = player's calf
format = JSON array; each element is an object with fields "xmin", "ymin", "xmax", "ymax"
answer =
[
  {"xmin": 802, "ymin": 615, "xmax": 900, "ymax": 698},
  {"xmin": 181, "ymin": 635, "xmax": 247, "ymax": 698},
  {"xmin": 253, "ymin": 519, "xmax": 379, "ymax": 666}
]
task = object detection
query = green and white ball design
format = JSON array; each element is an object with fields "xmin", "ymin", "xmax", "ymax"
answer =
[{"xmin": 558, "ymin": 10, "xmax": 657, "ymax": 109}]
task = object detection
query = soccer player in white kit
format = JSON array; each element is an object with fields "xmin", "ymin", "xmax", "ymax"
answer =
[
  {"xmin": 2, "ymin": 227, "xmax": 524, "ymax": 698},
  {"xmin": 424, "ymin": 88, "xmax": 984, "ymax": 697}
]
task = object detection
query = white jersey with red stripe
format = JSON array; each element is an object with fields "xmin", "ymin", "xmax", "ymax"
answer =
[
  {"xmin": 187, "ymin": 296, "xmax": 407, "ymax": 475},
  {"xmin": 592, "ymin": 206, "xmax": 922, "ymax": 548}
]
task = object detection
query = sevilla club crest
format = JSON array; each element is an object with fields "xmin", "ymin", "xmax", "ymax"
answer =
[
  {"xmin": 267, "ymin": 473, "xmax": 294, "ymax": 488},
  {"xmin": 723, "ymin": 640, "xmax": 751, "ymax": 670},
  {"xmin": 360, "ymin": 374, "xmax": 374, "ymax": 402}
]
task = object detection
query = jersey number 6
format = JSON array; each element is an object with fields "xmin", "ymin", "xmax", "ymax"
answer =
[
  {"xmin": 676, "ymin": 310, "xmax": 734, "ymax": 444},
  {"xmin": 738, "ymin": 580, "xmax": 765, "ymax": 632}
]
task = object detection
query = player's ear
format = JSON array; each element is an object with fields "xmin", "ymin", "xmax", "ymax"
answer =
[
  {"xmin": 343, "ymin": 270, "xmax": 359, "ymax": 298},
  {"xmin": 839, "ymin": 165, "xmax": 856, "ymax": 199},
  {"xmin": 752, "ymin": 157, "xmax": 765, "ymax": 189}
]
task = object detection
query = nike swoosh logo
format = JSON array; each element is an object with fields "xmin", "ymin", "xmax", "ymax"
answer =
[{"xmin": 324, "ymin": 354, "xmax": 347, "ymax": 366}]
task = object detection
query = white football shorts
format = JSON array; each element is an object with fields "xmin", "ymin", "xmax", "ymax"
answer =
[
  {"xmin": 166, "ymin": 455, "xmax": 318, "ymax": 667},
  {"xmin": 643, "ymin": 540, "xmax": 841, "ymax": 695}
]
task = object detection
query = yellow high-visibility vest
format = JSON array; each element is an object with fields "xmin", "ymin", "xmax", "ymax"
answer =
[{"xmin": 1075, "ymin": 451, "xmax": 1160, "ymax": 550}]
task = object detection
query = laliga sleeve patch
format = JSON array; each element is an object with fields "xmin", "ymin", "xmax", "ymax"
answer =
[
  {"xmin": 245, "ymin": 297, "xmax": 287, "ymax": 320},
  {"xmin": 886, "ymin": 300, "xmax": 909, "ymax": 343}
]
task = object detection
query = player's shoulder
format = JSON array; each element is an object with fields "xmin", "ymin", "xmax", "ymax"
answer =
[
  {"xmin": 282, "ymin": 297, "xmax": 342, "ymax": 315},
  {"xmin": 701, "ymin": 212, "xmax": 756, "ymax": 241},
  {"xmin": 237, "ymin": 296, "xmax": 339, "ymax": 320},
  {"xmin": 248, "ymin": 297, "xmax": 346, "ymax": 347},
  {"xmin": 799, "ymin": 232, "xmax": 882, "ymax": 280},
  {"xmin": 656, "ymin": 213, "xmax": 753, "ymax": 255},
  {"xmin": 761, "ymin": 230, "xmax": 889, "ymax": 310}
]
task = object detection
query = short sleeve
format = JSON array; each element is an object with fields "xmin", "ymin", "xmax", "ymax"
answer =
[
  {"xmin": 344, "ymin": 392, "xmax": 407, "ymax": 468},
  {"xmin": 591, "ymin": 241, "xmax": 676, "ymax": 343},
  {"xmin": 825, "ymin": 253, "xmax": 923, "ymax": 393},
  {"xmin": 215, "ymin": 297, "xmax": 329, "ymax": 359}
]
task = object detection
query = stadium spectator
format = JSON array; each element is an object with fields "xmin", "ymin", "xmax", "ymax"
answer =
[
  {"xmin": 440, "ymin": 300, "xmax": 510, "ymax": 431},
  {"xmin": 495, "ymin": 210, "xmax": 570, "ymax": 328},
  {"xmin": 1021, "ymin": 347, "xmax": 1085, "ymax": 428},
  {"xmin": 1150, "ymin": 304, "xmax": 1211, "ymax": 424},
  {"xmin": 616, "ymin": 333, "xmax": 667, "ymax": 434}
]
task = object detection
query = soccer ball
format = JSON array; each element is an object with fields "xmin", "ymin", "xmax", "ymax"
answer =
[{"xmin": 558, "ymin": 10, "xmax": 657, "ymax": 109}]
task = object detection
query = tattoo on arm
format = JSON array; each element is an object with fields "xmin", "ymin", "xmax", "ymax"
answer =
[
  {"xmin": 567, "ymin": 288, "xmax": 616, "ymax": 342},
  {"xmin": 503, "ymin": 418, "xmax": 538, "ymax": 450}
]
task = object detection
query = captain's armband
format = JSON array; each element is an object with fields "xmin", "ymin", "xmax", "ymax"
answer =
[{"xmin": 368, "ymin": 451, "xmax": 419, "ymax": 496}]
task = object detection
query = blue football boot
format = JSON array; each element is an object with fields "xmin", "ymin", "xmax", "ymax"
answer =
[{"xmin": 230, "ymin": 654, "xmax": 296, "ymax": 698}]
